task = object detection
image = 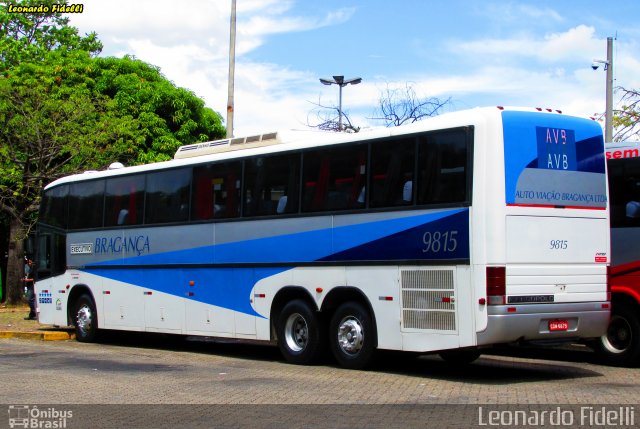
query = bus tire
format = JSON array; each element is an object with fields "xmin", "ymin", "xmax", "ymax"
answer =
[
  {"xmin": 276, "ymin": 300, "xmax": 323, "ymax": 365},
  {"xmin": 329, "ymin": 302, "xmax": 376, "ymax": 370},
  {"xmin": 439, "ymin": 349, "xmax": 481, "ymax": 364},
  {"xmin": 595, "ymin": 302, "xmax": 640, "ymax": 367},
  {"xmin": 73, "ymin": 294, "xmax": 98, "ymax": 343}
]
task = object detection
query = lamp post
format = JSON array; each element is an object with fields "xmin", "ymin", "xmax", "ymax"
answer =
[
  {"xmin": 319, "ymin": 75, "xmax": 362, "ymax": 131},
  {"xmin": 226, "ymin": 0, "xmax": 237, "ymax": 138},
  {"xmin": 592, "ymin": 37, "xmax": 614, "ymax": 142}
]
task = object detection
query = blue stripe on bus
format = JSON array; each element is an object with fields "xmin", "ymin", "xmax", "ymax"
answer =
[
  {"xmin": 85, "ymin": 208, "xmax": 469, "ymax": 316},
  {"xmin": 89, "ymin": 265, "xmax": 281, "ymax": 318},
  {"xmin": 323, "ymin": 209, "xmax": 469, "ymax": 261}
]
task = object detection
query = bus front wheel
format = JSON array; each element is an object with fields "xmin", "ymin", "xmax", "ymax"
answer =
[
  {"xmin": 595, "ymin": 302, "xmax": 640, "ymax": 367},
  {"xmin": 73, "ymin": 294, "xmax": 98, "ymax": 343},
  {"xmin": 276, "ymin": 300, "xmax": 323, "ymax": 365},
  {"xmin": 329, "ymin": 302, "xmax": 376, "ymax": 370}
]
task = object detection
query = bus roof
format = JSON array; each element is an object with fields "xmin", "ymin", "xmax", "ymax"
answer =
[{"xmin": 42, "ymin": 106, "xmax": 582, "ymax": 190}]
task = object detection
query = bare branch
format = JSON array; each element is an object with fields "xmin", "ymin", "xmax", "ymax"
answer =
[
  {"xmin": 306, "ymin": 97, "xmax": 360, "ymax": 133},
  {"xmin": 370, "ymin": 83, "xmax": 451, "ymax": 127}
]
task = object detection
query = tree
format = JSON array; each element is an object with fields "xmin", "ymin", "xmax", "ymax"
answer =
[
  {"xmin": 0, "ymin": 3, "xmax": 225, "ymax": 303},
  {"xmin": 0, "ymin": 51, "xmax": 139, "ymax": 303},
  {"xmin": 307, "ymin": 98, "xmax": 361, "ymax": 133},
  {"xmin": 1, "ymin": 1, "xmax": 103, "ymax": 304},
  {"xmin": 0, "ymin": 50, "xmax": 226, "ymax": 303},
  {"xmin": 613, "ymin": 86, "xmax": 640, "ymax": 142},
  {"xmin": 92, "ymin": 56, "xmax": 225, "ymax": 164},
  {"xmin": 371, "ymin": 83, "xmax": 451, "ymax": 127}
]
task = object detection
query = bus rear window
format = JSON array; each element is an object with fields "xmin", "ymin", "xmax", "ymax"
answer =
[{"xmin": 502, "ymin": 111, "xmax": 607, "ymax": 209}]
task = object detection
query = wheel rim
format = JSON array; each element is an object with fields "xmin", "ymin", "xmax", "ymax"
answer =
[
  {"xmin": 76, "ymin": 304, "xmax": 94, "ymax": 337},
  {"xmin": 284, "ymin": 312, "xmax": 308, "ymax": 352},
  {"xmin": 601, "ymin": 315, "xmax": 632, "ymax": 354},
  {"xmin": 336, "ymin": 316, "xmax": 364, "ymax": 355}
]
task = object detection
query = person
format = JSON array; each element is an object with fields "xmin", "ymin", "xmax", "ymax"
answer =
[{"xmin": 24, "ymin": 259, "xmax": 36, "ymax": 320}]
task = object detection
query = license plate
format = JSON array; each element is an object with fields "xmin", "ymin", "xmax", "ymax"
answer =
[{"xmin": 549, "ymin": 320, "xmax": 569, "ymax": 331}]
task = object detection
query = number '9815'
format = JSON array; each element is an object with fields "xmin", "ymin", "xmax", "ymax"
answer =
[
  {"xmin": 422, "ymin": 230, "xmax": 458, "ymax": 253},
  {"xmin": 549, "ymin": 240, "xmax": 568, "ymax": 250}
]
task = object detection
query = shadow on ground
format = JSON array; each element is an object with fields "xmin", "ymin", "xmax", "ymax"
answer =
[{"xmin": 89, "ymin": 329, "xmax": 603, "ymax": 385}]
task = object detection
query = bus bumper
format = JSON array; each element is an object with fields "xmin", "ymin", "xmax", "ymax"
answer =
[{"xmin": 477, "ymin": 302, "xmax": 610, "ymax": 345}]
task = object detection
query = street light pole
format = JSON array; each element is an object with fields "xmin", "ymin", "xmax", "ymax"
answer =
[
  {"xmin": 226, "ymin": 0, "xmax": 237, "ymax": 139},
  {"xmin": 592, "ymin": 37, "xmax": 614, "ymax": 142},
  {"xmin": 337, "ymin": 81, "xmax": 344, "ymax": 132},
  {"xmin": 605, "ymin": 36, "xmax": 614, "ymax": 143},
  {"xmin": 319, "ymin": 75, "xmax": 362, "ymax": 131}
]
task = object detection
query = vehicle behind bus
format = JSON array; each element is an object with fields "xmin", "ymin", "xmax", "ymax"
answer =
[
  {"xmin": 597, "ymin": 142, "xmax": 640, "ymax": 366},
  {"xmin": 35, "ymin": 107, "xmax": 610, "ymax": 369}
]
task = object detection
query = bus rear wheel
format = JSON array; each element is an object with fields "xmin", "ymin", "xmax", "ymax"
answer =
[
  {"xmin": 74, "ymin": 294, "xmax": 98, "ymax": 343},
  {"xmin": 595, "ymin": 302, "xmax": 640, "ymax": 367},
  {"xmin": 329, "ymin": 302, "xmax": 376, "ymax": 370},
  {"xmin": 276, "ymin": 300, "xmax": 323, "ymax": 365}
]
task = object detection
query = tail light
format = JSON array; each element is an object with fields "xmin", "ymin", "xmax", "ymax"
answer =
[
  {"xmin": 606, "ymin": 266, "xmax": 611, "ymax": 301},
  {"xmin": 486, "ymin": 266, "xmax": 506, "ymax": 305}
]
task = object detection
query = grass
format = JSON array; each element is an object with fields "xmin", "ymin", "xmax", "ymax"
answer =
[{"xmin": 0, "ymin": 303, "xmax": 61, "ymax": 332}]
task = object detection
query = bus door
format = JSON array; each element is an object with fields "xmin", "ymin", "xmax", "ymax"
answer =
[{"xmin": 35, "ymin": 228, "xmax": 68, "ymax": 326}]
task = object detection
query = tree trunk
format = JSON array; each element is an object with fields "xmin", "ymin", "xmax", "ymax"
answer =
[{"xmin": 6, "ymin": 218, "xmax": 26, "ymax": 305}]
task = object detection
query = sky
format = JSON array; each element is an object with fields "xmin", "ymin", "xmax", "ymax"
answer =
[{"xmin": 68, "ymin": 0, "xmax": 640, "ymax": 137}]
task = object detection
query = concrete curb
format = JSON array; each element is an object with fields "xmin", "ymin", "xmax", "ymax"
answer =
[{"xmin": 0, "ymin": 330, "xmax": 74, "ymax": 341}]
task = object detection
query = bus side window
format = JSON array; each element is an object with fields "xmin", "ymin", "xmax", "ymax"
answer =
[
  {"xmin": 39, "ymin": 185, "xmax": 68, "ymax": 229},
  {"xmin": 105, "ymin": 175, "xmax": 145, "ymax": 227},
  {"xmin": 243, "ymin": 154, "xmax": 299, "ymax": 217},
  {"xmin": 193, "ymin": 165, "xmax": 215, "ymax": 220},
  {"xmin": 417, "ymin": 130, "xmax": 468, "ymax": 205},
  {"xmin": 193, "ymin": 161, "xmax": 242, "ymax": 220},
  {"xmin": 302, "ymin": 145, "xmax": 367, "ymax": 212},
  {"xmin": 145, "ymin": 168, "xmax": 191, "ymax": 224},
  {"xmin": 370, "ymin": 137, "xmax": 415, "ymax": 208},
  {"xmin": 68, "ymin": 180, "xmax": 105, "ymax": 229}
]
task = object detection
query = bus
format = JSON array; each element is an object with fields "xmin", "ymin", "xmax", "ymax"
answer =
[
  {"xmin": 598, "ymin": 142, "xmax": 640, "ymax": 366},
  {"xmin": 35, "ymin": 106, "xmax": 610, "ymax": 369}
]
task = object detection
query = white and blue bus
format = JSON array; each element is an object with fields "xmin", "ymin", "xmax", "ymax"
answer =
[{"xmin": 35, "ymin": 106, "xmax": 610, "ymax": 369}]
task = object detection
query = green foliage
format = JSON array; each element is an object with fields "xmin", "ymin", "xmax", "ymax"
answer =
[
  {"xmin": 0, "ymin": 2, "xmax": 225, "ymax": 303},
  {"xmin": 0, "ymin": 0, "xmax": 225, "ymax": 249},
  {"xmin": 613, "ymin": 87, "xmax": 640, "ymax": 142},
  {"xmin": 0, "ymin": 51, "xmax": 133, "ymax": 225},
  {"xmin": 0, "ymin": 50, "xmax": 226, "ymax": 222},
  {"xmin": 91, "ymin": 55, "xmax": 225, "ymax": 163}
]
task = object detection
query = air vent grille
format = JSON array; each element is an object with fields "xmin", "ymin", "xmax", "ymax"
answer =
[{"xmin": 401, "ymin": 269, "xmax": 456, "ymax": 331}]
